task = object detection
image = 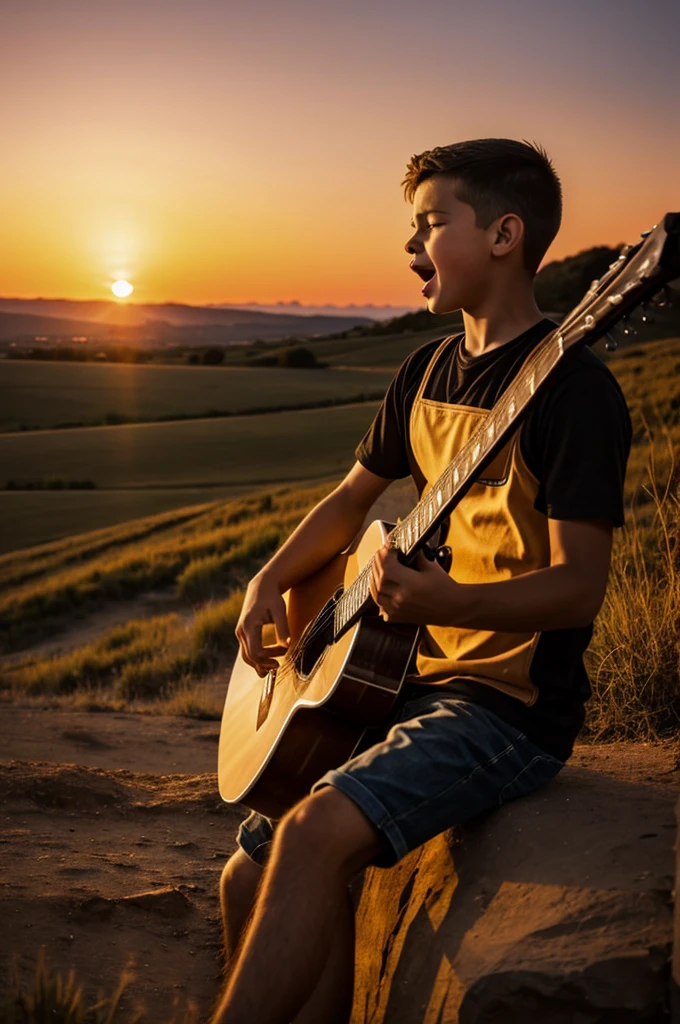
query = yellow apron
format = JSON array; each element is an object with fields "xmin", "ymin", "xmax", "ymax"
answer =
[{"xmin": 406, "ymin": 336, "xmax": 551, "ymax": 706}]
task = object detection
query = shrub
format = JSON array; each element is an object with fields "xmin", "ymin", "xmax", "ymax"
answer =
[
  {"xmin": 276, "ymin": 345, "xmax": 319, "ymax": 368},
  {"xmin": 201, "ymin": 347, "xmax": 225, "ymax": 365}
]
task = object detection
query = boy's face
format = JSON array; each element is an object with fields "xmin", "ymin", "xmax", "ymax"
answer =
[{"xmin": 405, "ymin": 175, "xmax": 495, "ymax": 314}]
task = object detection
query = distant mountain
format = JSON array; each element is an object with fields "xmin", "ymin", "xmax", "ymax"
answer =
[
  {"xmin": 0, "ymin": 299, "xmax": 375, "ymax": 346},
  {"xmin": 206, "ymin": 301, "xmax": 421, "ymax": 320}
]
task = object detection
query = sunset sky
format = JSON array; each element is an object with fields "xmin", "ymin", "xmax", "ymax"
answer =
[{"xmin": 3, "ymin": 0, "xmax": 679, "ymax": 308}]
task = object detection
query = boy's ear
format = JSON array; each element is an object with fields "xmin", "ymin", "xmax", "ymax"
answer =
[{"xmin": 491, "ymin": 213, "xmax": 524, "ymax": 258}]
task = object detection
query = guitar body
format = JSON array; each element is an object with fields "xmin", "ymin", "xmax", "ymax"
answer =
[{"xmin": 218, "ymin": 520, "xmax": 420, "ymax": 819}]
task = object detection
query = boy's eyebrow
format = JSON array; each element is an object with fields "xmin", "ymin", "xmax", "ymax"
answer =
[{"xmin": 409, "ymin": 209, "xmax": 450, "ymax": 228}]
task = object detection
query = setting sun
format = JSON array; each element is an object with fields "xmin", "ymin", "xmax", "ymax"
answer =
[{"xmin": 111, "ymin": 280, "xmax": 134, "ymax": 299}]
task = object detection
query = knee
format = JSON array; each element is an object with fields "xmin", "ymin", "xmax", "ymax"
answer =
[
  {"xmin": 220, "ymin": 847, "xmax": 262, "ymax": 906},
  {"xmin": 276, "ymin": 785, "xmax": 382, "ymax": 873}
]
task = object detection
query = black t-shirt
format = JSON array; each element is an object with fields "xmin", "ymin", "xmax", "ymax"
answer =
[{"xmin": 355, "ymin": 318, "xmax": 633, "ymax": 760}]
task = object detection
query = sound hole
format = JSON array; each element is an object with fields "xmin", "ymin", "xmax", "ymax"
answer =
[{"xmin": 295, "ymin": 596, "xmax": 337, "ymax": 679}]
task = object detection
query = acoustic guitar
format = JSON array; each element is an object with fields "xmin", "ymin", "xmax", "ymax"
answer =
[{"xmin": 218, "ymin": 213, "xmax": 680, "ymax": 819}]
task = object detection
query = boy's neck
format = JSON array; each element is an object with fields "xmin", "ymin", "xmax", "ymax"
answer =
[{"xmin": 460, "ymin": 286, "xmax": 545, "ymax": 358}]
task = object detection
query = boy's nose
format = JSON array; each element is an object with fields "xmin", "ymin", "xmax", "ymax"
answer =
[{"xmin": 405, "ymin": 237, "xmax": 419, "ymax": 254}]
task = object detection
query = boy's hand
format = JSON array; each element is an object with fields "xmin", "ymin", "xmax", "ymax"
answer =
[
  {"xmin": 369, "ymin": 543, "xmax": 462, "ymax": 626},
  {"xmin": 235, "ymin": 573, "xmax": 290, "ymax": 677}
]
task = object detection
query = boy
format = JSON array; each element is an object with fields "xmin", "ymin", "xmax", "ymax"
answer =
[{"xmin": 210, "ymin": 138, "xmax": 632, "ymax": 1024}]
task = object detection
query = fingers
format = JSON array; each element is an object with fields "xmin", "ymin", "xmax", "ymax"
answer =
[
  {"xmin": 271, "ymin": 601, "xmax": 291, "ymax": 648},
  {"xmin": 236, "ymin": 614, "xmax": 286, "ymax": 677},
  {"xmin": 369, "ymin": 548, "xmax": 403, "ymax": 622}
]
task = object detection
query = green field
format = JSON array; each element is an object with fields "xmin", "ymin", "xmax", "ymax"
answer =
[
  {"xmin": 0, "ymin": 360, "xmax": 392, "ymax": 431},
  {"xmin": 0, "ymin": 402, "xmax": 381, "ymax": 551},
  {"xmin": 0, "ymin": 402, "xmax": 379, "ymax": 488}
]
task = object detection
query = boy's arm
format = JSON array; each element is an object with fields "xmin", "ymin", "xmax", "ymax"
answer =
[
  {"xmin": 369, "ymin": 516, "xmax": 614, "ymax": 632},
  {"xmin": 236, "ymin": 462, "xmax": 393, "ymax": 675}
]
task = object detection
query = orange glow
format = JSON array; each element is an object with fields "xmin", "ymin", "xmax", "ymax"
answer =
[{"xmin": 3, "ymin": 3, "xmax": 678, "ymax": 307}]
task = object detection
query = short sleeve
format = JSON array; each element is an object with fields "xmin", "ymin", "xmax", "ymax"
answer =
[
  {"xmin": 354, "ymin": 341, "xmax": 438, "ymax": 481},
  {"xmin": 522, "ymin": 356, "xmax": 632, "ymax": 527}
]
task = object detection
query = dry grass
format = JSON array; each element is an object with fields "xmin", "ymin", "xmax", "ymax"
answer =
[
  {"xmin": 1, "ymin": 592, "xmax": 247, "ymax": 706},
  {"xmin": 0, "ymin": 947, "xmax": 199, "ymax": 1023},
  {"xmin": 161, "ymin": 681, "xmax": 225, "ymax": 720},
  {"xmin": 0, "ymin": 484, "xmax": 332, "ymax": 652},
  {"xmin": 585, "ymin": 430, "xmax": 680, "ymax": 740},
  {"xmin": 0, "ymin": 948, "xmax": 133, "ymax": 1024}
]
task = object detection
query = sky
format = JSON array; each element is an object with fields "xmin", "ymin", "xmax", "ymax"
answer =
[{"xmin": 2, "ymin": 0, "xmax": 679, "ymax": 307}]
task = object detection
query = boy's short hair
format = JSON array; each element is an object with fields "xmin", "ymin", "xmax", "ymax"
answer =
[{"xmin": 402, "ymin": 138, "xmax": 562, "ymax": 275}]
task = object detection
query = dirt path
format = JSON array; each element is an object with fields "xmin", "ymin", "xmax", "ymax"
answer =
[
  {"xmin": 1, "ymin": 588, "xmax": 195, "ymax": 668},
  {"xmin": 0, "ymin": 706, "xmax": 221, "ymax": 775}
]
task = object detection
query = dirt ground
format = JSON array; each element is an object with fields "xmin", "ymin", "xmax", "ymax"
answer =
[
  {"xmin": 0, "ymin": 706, "xmax": 236, "ymax": 1020},
  {"xmin": 1, "ymin": 701, "xmax": 679, "ymax": 1021}
]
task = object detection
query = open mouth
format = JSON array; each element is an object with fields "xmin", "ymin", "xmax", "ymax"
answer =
[{"xmin": 410, "ymin": 263, "xmax": 436, "ymax": 283}]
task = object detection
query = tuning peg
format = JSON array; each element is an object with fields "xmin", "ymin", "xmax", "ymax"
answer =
[
  {"xmin": 621, "ymin": 316, "xmax": 637, "ymax": 339},
  {"xmin": 640, "ymin": 228, "xmax": 653, "ymax": 238},
  {"xmin": 604, "ymin": 333, "xmax": 619, "ymax": 352},
  {"xmin": 651, "ymin": 286, "xmax": 672, "ymax": 309},
  {"xmin": 640, "ymin": 303, "xmax": 654, "ymax": 325}
]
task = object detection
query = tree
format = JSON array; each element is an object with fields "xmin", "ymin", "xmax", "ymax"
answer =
[{"xmin": 202, "ymin": 347, "xmax": 225, "ymax": 366}]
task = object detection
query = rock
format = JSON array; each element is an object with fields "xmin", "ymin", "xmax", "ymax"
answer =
[
  {"xmin": 456, "ymin": 883, "xmax": 671, "ymax": 1023},
  {"xmin": 352, "ymin": 751, "xmax": 676, "ymax": 1023},
  {"xmin": 72, "ymin": 886, "xmax": 193, "ymax": 922}
]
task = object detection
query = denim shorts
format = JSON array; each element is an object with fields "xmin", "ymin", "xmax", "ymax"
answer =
[{"xmin": 235, "ymin": 684, "xmax": 565, "ymax": 869}]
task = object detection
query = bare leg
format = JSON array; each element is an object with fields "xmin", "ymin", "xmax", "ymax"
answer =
[
  {"xmin": 212, "ymin": 787, "xmax": 382, "ymax": 1024},
  {"xmin": 219, "ymin": 848, "xmax": 264, "ymax": 973},
  {"xmin": 219, "ymin": 840, "xmax": 358, "ymax": 1024}
]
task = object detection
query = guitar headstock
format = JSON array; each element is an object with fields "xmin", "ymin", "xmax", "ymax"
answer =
[{"xmin": 558, "ymin": 212, "xmax": 680, "ymax": 352}]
